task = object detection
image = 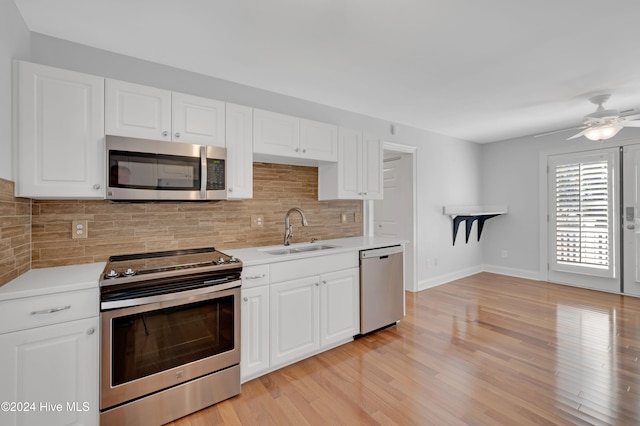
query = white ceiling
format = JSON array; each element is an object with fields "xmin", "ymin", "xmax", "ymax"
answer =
[{"xmin": 12, "ymin": 0, "xmax": 640, "ymax": 143}]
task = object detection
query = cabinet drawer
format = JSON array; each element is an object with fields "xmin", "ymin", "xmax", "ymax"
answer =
[
  {"xmin": 241, "ymin": 264, "xmax": 270, "ymax": 288},
  {"xmin": 0, "ymin": 288, "xmax": 98, "ymax": 334},
  {"xmin": 270, "ymin": 252, "xmax": 359, "ymax": 283}
]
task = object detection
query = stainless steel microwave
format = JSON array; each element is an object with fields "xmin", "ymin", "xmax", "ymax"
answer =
[{"xmin": 106, "ymin": 135, "xmax": 227, "ymax": 201}]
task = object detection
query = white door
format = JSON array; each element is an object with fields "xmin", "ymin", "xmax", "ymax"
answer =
[
  {"xmin": 299, "ymin": 119, "xmax": 338, "ymax": 162},
  {"xmin": 547, "ymin": 149, "xmax": 620, "ymax": 292},
  {"xmin": 362, "ymin": 133, "xmax": 383, "ymax": 200},
  {"xmin": 16, "ymin": 61, "xmax": 105, "ymax": 198},
  {"xmin": 105, "ymin": 79, "xmax": 171, "ymax": 140},
  {"xmin": 171, "ymin": 92, "xmax": 225, "ymax": 146},
  {"xmin": 225, "ymin": 103, "xmax": 253, "ymax": 199},
  {"xmin": 269, "ymin": 276, "xmax": 319, "ymax": 368},
  {"xmin": 320, "ymin": 268, "xmax": 359, "ymax": 346},
  {"xmin": 623, "ymin": 145, "xmax": 640, "ymax": 296},
  {"xmin": 240, "ymin": 286, "xmax": 269, "ymax": 381},
  {"xmin": 374, "ymin": 153, "xmax": 414, "ymax": 290},
  {"xmin": 0, "ymin": 317, "xmax": 99, "ymax": 426},
  {"xmin": 253, "ymin": 109, "xmax": 300, "ymax": 157}
]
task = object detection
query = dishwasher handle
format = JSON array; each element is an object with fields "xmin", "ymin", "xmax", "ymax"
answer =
[{"xmin": 360, "ymin": 245, "xmax": 403, "ymax": 259}]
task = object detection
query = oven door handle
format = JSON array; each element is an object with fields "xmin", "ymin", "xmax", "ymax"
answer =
[{"xmin": 101, "ymin": 279, "xmax": 240, "ymax": 310}]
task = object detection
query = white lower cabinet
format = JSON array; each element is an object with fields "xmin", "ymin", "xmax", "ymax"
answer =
[
  {"xmin": 270, "ymin": 276, "xmax": 321, "ymax": 368},
  {"xmin": 241, "ymin": 285, "xmax": 270, "ymax": 380},
  {"xmin": 240, "ymin": 253, "xmax": 360, "ymax": 382},
  {"xmin": 320, "ymin": 268, "xmax": 360, "ymax": 347},
  {"xmin": 0, "ymin": 316, "xmax": 99, "ymax": 426}
]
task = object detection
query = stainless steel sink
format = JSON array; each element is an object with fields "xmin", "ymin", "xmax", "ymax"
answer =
[{"xmin": 262, "ymin": 244, "xmax": 338, "ymax": 255}]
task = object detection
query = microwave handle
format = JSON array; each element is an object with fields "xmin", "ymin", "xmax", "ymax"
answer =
[{"xmin": 200, "ymin": 145, "xmax": 207, "ymax": 199}]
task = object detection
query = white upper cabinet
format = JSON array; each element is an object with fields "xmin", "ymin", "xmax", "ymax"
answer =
[
  {"xmin": 15, "ymin": 61, "xmax": 105, "ymax": 199},
  {"xmin": 299, "ymin": 118, "xmax": 338, "ymax": 162},
  {"xmin": 105, "ymin": 79, "xmax": 171, "ymax": 141},
  {"xmin": 105, "ymin": 79, "xmax": 225, "ymax": 146},
  {"xmin": 172, "ymin": 92, "xmax": 225, "ymax": 147},
  {"xmin": 225, "ymin": 103, "xmax": 253, "ymax": 199},
  {"xmin": 318, "ymin": 127, "xmax": 383, "ymax": 200},
  {"xmin": 254, "ymin": 109, "xmax": 337, "ymax": 164}
]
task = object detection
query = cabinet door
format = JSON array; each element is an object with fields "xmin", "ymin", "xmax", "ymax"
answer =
[
  {"xmin": 320, "ymin": 268, "xmax": 360, "ymax": 346},
  {"xmin": 299, "ymin": 119, "xmax": 338, "ymax": 162},
  {"xmin": 253, "ymin": 109, "xmax": 300, "ymax": 157},
  {"xmin": 172, "ymin": 92, "xmax": 225, "ymax": 146},
  {"xmin": 105, "ymin": 79, "xmax": 171, "ymax": 141},
  {"xmin": 362, "ymin": 133, "xmax": 383, "ymax": 200},
  {"xmin": 241, "ymin": 286, "xmax": 269, "ymax": 382},
  {"xmin": 226, "ymin": 103, "xmax": 253, "ymax": 199},
  {"xmin": 337, "ymin": 127, "xmax": 363, "ymax": 199},
  {"xmin": 270, "ymin": 276, "xmax": 319, "ymax": 368},
  {"xmin": 16, "ymin": 61, "xmax": 105, "ymax": 199},
  {"xmin": 0, "ymin": 316, "xmax": 99, "ymax": 426}
]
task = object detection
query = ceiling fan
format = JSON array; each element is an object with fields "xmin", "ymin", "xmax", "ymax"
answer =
[{"xmin": 537, "ymin": 94, "xmax": 640, "ymax": 141}]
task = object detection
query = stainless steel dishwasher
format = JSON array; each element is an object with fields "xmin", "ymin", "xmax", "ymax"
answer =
[{"xmin": 359, "ymin": 245, "xmax": 405, "ymax": 334}]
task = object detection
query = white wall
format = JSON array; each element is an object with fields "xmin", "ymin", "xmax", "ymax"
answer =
[
  {"xmin": 25, "ymin": 34, "xmax": 484, "ymax": 288},
  {"xmin": 0, "ymin": 0, "xmax": 30, "ymax": 180}
]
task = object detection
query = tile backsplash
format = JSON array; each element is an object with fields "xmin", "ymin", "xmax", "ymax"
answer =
[
  {"xmin": 0, "ymin": 178, "xmax": 31, "ymax": 286},
  {"xmin": 31, "ymin": 163, "xmax": 363, "ymax": 268}
]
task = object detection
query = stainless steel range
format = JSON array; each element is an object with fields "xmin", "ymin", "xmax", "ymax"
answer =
[{"xmin": 98, "ymin": 247, "xmax": 242, "ymax": 426}]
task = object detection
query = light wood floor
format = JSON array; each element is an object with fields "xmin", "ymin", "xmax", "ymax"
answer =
[{"xmin": 170, "ymin": 273, "xmax": 640, "ymax": 425}]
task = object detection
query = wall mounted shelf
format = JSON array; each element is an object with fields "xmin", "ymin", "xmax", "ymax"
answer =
[{"xmin": 443, "ymin": 205, "xmax": 508, "ymax": 245}]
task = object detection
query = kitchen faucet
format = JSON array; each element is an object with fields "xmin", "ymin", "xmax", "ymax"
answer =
[{"xmin": 284, "ymin": 207, "xmax": 308, "ymax": 246}]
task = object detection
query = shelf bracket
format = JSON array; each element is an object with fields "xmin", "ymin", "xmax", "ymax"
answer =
[{"xmin": 443, "ymin": 205, "xmax": 507, "ymax": 246}]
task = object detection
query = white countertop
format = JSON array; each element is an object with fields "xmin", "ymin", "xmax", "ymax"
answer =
[
  {"xmin": 222, "ymin": 236, "xmax": 407, "ymax": 267},
  {"xmin": 0, "ymin": 262, "xmax": 105, "ymax": 301},
  {"xmin": 0, "ymin": 237, "xmax": 405, "ymax": 302}
]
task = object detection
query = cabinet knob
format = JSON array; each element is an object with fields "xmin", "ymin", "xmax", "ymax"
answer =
[
  {"xmin": 302, "ymin": 149, "xmax": 306, "ymax": 153},
  {"xmin": 162, "ymin": 131, "xmax": 169, "ymax": 137},
  {"xmin": 243, "ymin": 297, "xmax": 248, "ymax": 302},
  {"xmin": 87, "ymin": 328, "xmax": 95, "ymax": 335},
  {"xmin": 93, "ymin": 184, "xmax": 100, "ymax": 190},
  {"xmin": 295, "ymin": 148, "xmax": 300, "ymax": 153},
  {"xmin": 175, "ymin": 132, "xmax": 181, "ymax": 138},
  {"xmin": 315, "ymin": 282, "xmax": 319, "ymax": 287},
  {"xmin": 322, "ymin": 280, "xmax": 327, "ymax": 285},
  {"xmin": 229, "ymin": 187, "xmax": 233, "ymax": 192}
]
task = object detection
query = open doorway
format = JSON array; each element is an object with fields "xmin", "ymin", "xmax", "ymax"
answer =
[{"xmin": 373, "ymin": 142, "xmax": 417, "ymax": 291}]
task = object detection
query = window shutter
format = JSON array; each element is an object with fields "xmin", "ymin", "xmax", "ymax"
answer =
[{"xmin": 555, "ymin": 160, "xmax": 610, "ymax": 270}]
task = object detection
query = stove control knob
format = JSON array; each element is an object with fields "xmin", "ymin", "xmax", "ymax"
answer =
[
  {"xmin": 123, "ymin": 268, "xmax": 136, "ymax": 276},
  {"xmin": 217, "ymin": 257, "xmax": 226, "ymax": 264},
  {"xmin": 106, "ymin": 270, "xmax": 119, "ymax": 279},
  {"xmin": 230, "ymin": 256, "xmax": 237, "ymax": 263}
]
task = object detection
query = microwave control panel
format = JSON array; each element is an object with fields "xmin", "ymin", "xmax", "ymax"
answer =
[{"xmin": 206, "ymin": 159, "xmax": 226, "ymax": 190}]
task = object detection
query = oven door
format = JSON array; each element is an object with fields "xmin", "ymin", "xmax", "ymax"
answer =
[{"xmin": 100, "ymin": 284, "xmax": 240, "ymax": 410}]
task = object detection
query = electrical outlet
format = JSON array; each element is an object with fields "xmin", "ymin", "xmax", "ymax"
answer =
[
  {"xmin": 340, "ymin": 212, "xmax": 348, "ymax": 224},
  {"xmin": 72, "ymin": 220, "xmax": 88, "ymax": 239},
  {"xmin": 251, "ymin": 215, "xmax": 264, "ymax": 228}
]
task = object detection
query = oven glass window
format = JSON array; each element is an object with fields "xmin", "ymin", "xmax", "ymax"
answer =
[
  {"xmin": 111, "ymin": 296, "xmax": 234, "ymax": 386},
  {"xmin": 109, "ymin": 150, "xmax": 201, "ymax": 190}
]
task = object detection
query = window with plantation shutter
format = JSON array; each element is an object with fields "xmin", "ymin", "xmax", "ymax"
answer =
[{"xmin": 549, "ymin": 151, "xmax": 616, "ymax": 279}]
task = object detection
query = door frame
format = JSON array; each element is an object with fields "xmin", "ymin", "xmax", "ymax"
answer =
[{"xmin": 365, "ymin": 141, "xmax": 418, "ymax": 292}]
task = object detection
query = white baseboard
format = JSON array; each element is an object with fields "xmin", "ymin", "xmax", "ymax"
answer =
[
  {"xmin": 482, "ymin": 264, "xmax": 540, "ymax": 281},
  {"xmin": 413, "ymin": 264, "xmax": 540, "ymax": 292},
  {"xmin": 415, "ymin": 265, "xmax": 484, "ymax": 292}
]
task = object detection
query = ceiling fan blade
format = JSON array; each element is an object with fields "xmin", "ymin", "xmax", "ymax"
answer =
[
  {"xmin": 567, "ymin": 129, "xmax": 588, "ymax": 140},
  {"xmin": 534, "ymin": 126, "xmax": 586, "ymax": 138},
  {"xmin": 622, "ymin": 120, "xmax": 640, "ymax": 127},
  {"xmin": 621, "ymin": 113, "xmax": 640, "ymax": 120}
]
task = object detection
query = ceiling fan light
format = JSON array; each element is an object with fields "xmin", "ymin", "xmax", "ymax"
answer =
[{"xmin": 584, "ymin": 125, "xmax": 622, "ymax": 141}]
